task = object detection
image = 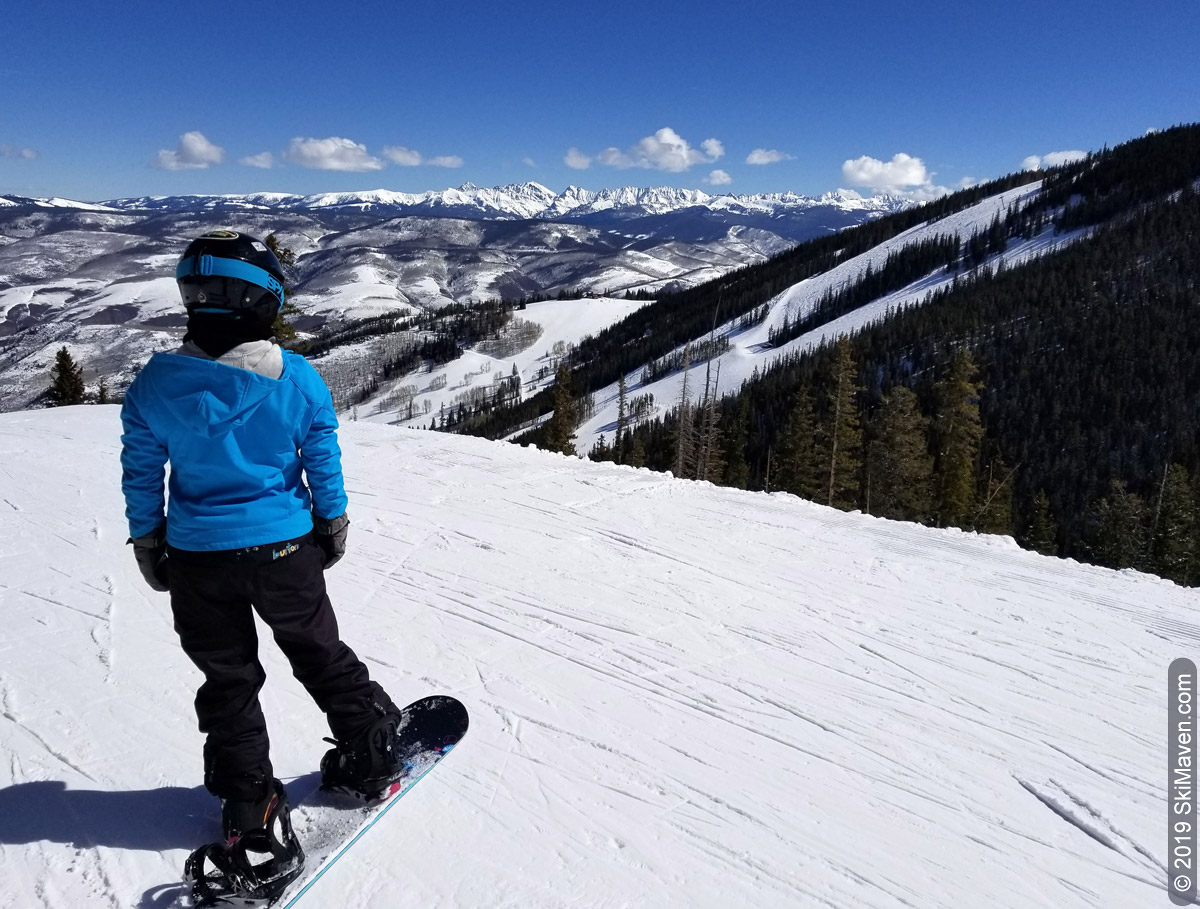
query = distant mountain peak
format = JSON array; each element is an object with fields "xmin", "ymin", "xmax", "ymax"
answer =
[{"xmin": 83, "ymin": 180, "xmax": 910, "ymax": 222}]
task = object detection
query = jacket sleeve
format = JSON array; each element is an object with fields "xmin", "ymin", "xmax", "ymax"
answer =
[
  {"xmin": 299, "ymin": 366, "xmax": 349, "ymax": 520},
  {"xmin": 120, "ymin": 379, "xmax": 168, "ymax": 538}
]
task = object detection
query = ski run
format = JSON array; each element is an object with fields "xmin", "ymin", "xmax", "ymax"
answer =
[
  {"xmin": 0, "ymin": 406, "xmax": 1188, "ymax": 908},
  {"xmin": 353, "ymin": 181, "xmax": 1091, "ymax": 459}
]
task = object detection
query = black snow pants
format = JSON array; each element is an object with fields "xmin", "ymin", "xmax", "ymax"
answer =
[{"xmin": 167, "ymin": 534, "xmax": 395, "ymax": 801}]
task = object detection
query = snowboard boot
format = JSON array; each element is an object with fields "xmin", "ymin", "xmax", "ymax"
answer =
[
  {"xmin": 186, "ymin": 778, "xmax": 305, "ymax": 905},
  {"xmin": 320, "ymin": 712, "xmax": 409, "ymax": 801},
  {"xmin": 221, "ymin": 777, "xmax": 292, "ymax": 844}
]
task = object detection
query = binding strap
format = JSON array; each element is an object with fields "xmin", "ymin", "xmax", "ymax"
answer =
[{"xmin": 184, "ymin": 821, "xmax": 304, "ymax": 905}]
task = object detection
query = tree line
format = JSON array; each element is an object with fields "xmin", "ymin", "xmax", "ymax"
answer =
[{"xmin": 593, "ymin": 172, "xmax": 1200, "ymax": 585}]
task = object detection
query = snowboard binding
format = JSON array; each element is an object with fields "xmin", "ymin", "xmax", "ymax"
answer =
[
  {"xmin": 319, "ymin": 711, "xmax": 412, "ymax": 802},
  {"xmin": 319, "ymin": 698, "xmax": 466, "ymax": 802},
  {"xmin": 184, "ymin": 781, "xmax": 305, "ymax": 907}
]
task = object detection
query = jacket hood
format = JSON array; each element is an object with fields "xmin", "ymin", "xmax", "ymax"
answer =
[{"xmin": 143, "ymin": 352, "xmax": 283, "ymax": 439}]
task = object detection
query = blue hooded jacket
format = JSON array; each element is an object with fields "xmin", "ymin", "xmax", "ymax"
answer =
[{"xmin": 120, "ymin": 349, "xmax": 348, "ymax": 551}]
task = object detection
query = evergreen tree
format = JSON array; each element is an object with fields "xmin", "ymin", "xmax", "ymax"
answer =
[
  {"xmin": 775, "ymin": 387, "xmax": 824, "ymax": 499},
  {"xmin": 630, "ymin": 436, "xmax": 646, "ymax": 469},
  {"xmin": 544, "ymin": 364, "xmax": 578, "ymax": 455},
  {"xmin": 1150, "ymin": 463, "xmax": 1197, "ymax": 584},
  {"xmin": 615, "ymin": 375, "xmax": 629, "ymax": 464},
  {"xmin": 96, "ymin": 378, "xmax": 110, "ymax": 405},
  {"xmin": 825, "ymin": 338, "xmax": 863, "ymax": 509},
  {"xmin": 1090, "ymin": 479, "xmax": 1148, "ymax": 569},
  {"xmin": 1025, "ymin": 491, "xmax": 1059, "ymax": 555},
  {"xmin": 49, "ymin": 347, "xmax": 86, "ymax": 406},
  {"xmin": 721, "ymin": 396, "xmax": 751, "ymax": 489},
  {"xmin": 674, "ymin": 344, "xmax": 695, "ymax": 477},
  {"xmin": 932, "ymin": 349, "xmax": 984, "ymax": 527},
  {"xmin": 263, "ymin": 233, "xmax": 301, "ymax": 342},
  {"xmin": 697, "ymin": 406, "xmax": 726, "ymax": 483},
  {"xmin": 867, "ymin": 386, "xmax": 933, "ymax": 522},
  {"xmin": 589, "ymin": 434, "xmax": 613, "ymax": 462}
]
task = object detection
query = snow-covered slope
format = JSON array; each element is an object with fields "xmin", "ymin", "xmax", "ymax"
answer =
[
  {"xmin": 343, "ymin": 181, "xmax": 1080, "ymax": 455},
  {"xmin": 338, "ymin": 296, "xmax": 648, "ymax": 427},
  {"xmin": 0, "ymin": 406, "xmax": 1186, "ymax": 908},
  {"xmin": 570, "ymin": 181, "xmax": 1079, "ymax": 453}
]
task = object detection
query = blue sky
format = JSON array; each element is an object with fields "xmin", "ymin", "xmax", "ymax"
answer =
[{"xmin": 2, "ymin": 0, "xmax": 1197, "ymax": 201}]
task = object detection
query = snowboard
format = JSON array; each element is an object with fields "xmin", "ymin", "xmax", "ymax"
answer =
[{"xmin": 176, "ymin": 694, "xmax": 469, "ymax": 908}]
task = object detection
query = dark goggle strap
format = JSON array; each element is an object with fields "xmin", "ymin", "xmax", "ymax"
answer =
[{"xmin": 176, "ymin": 254, "xmax": 285, "ymax": 308}]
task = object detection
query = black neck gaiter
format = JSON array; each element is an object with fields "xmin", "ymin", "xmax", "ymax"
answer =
[{"xmin": 184, "ymin": 310, "xmax": 275, "ymax": 358}]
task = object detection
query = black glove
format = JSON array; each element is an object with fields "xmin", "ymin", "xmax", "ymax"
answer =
[
  {"xmin": 313, "ymin": 513, "xmax": 349, "ymax": 569},
  {"xmin": 129, "ymin": 525, "xmax": 169, "ymax": 592}
]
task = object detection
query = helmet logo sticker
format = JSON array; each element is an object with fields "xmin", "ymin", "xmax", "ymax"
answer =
[{"xmin": 202, "ymin": 229, "xmax": 240, "ymax": 240}]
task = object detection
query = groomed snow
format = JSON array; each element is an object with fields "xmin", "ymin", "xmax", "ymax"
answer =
[{"xmin": 0, "ymin": 406, "xmax": 1187, "ymax": 908}]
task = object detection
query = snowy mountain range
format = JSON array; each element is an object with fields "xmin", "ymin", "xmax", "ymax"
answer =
[
  {"xmin": 11, "ymin": 182, "xmax": 907, "ymax": 222},
  {"xmin": 0, "ymin": 183, "xmax": 907, "ymax": 411}
]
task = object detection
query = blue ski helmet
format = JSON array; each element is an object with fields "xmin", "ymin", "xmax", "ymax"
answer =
[{"xmin": 176, "ymin": 230, "xmax": 286, "ymax": 316}]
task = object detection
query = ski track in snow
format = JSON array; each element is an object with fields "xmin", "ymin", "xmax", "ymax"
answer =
[{"xmin": 0, "ymin": 408, "xmax": 1194, "ymax": 907}]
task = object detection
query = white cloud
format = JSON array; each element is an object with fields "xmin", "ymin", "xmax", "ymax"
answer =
[
  {"xmin": 0, "ymin": 144, "xmax": 38, "ymax": 160},
  {"xmin": 383, "ymin": 145, "xmax": 423, "ymax": 166},
  {"xmin": 840, "ymin": 152, "xmax": 951, "ymax": 200},
  {"xmin": 523, "ymin": 157, "xmax": 537, "ymax": 167},
  {"xmin": 285, "ymin": 136, "xmax": 384, "ymax": 172},
  {"xmin": 596, "ymin": 147, "xmax": 632, "ymax": 168},
  {"xmin": 746, "ymin": 148, "xmax": 793, "ymax": 165},
  {"xmin": 565, "ymin": 147, "xmax": 592, "ymax": 170},
  {"xmin": 842, "ymin": 152, "xmax": 928, "ymax": 190},
  {"xmin": 240, "ymin": 152, "xmax": 275, "ymax": 169},
  {"xmin": 589, "ymin": 128, "xmax": 725, "ymax": 173},
  {"xmin": 1022, "ymin": 149, "xmax": 1088, "ymax": 171},
  {"xmin": 153, "ymin": 131, "xmax": 225, "ymax": 170},
  {"xmin": 706, "ymin": 169, "xmax": 733, "ymax": 186},
  {"xmin": 383, "ymin": 146, "xmax": 463, "ymax": 168}
]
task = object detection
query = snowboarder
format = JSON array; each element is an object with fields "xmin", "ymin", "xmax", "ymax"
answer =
[{"xmin": 119, "ymin": 230, "xmax": 409, "ymax": 899}]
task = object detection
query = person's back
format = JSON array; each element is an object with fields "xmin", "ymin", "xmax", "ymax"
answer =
[
  {"xmin": 119, "ymin": 230, "xmax": 406, "ymax": 903},
  {"xmin": 122, "ymin": 340, "xmax": 345, "ymax": 551}
]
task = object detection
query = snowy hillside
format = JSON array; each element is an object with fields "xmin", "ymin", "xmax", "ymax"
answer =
[
  {"xmin": 0, "ymin": 406, "xmax": 1186, "ymax": 908},
  {"xmin": 568, "ymin": 181, "xmax": 1080, "ymax": 453},
  {"xmin": 342, "ymin": 296, "xmax": 649, "ymax": 428},
  {"xmin": 349, "ymin": 180, "xmax": 1079, "ymax": 455}
]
